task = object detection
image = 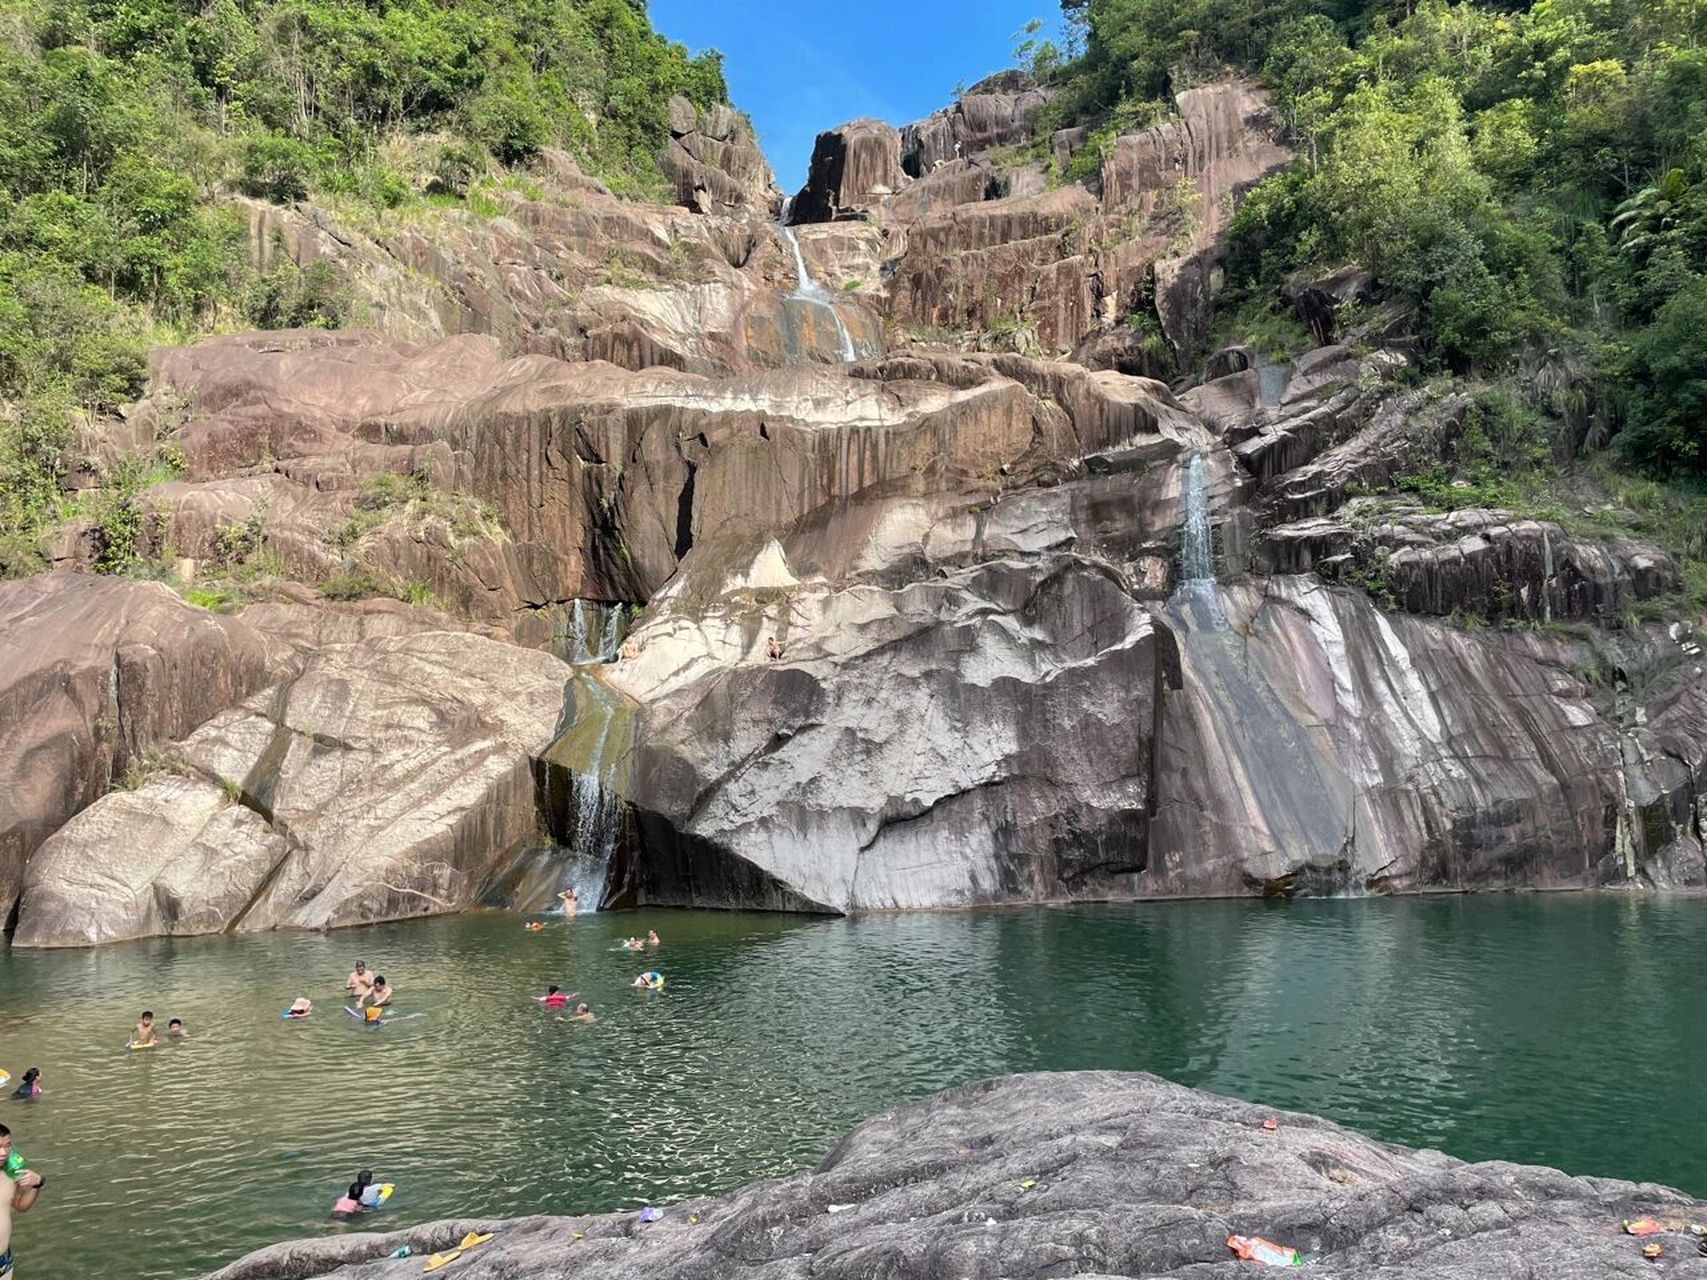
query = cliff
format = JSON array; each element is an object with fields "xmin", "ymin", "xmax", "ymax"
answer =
[{"xmin": 3, "ymin": 64, "xmax": 1704, "ymax": 946}]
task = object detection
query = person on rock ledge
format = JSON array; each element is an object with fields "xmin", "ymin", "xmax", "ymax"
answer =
[{"xmin": 766, "ymin": 635, "xmax": 783, "ymax": 661}]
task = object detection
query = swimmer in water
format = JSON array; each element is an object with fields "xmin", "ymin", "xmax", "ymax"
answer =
[
  {"xmin": 622, "ymin": 936, "xmax": 646, "ymax": 950},
  {"xmin": 363, "ymin": 975, "xmax": 394, "ymax": 1008},
  {"xmin": 631, "ymin": 971, "xmax": 663, "ymax": 990},
  {"xmin": 533, "ymin": 985, "xmax": 575, "ymax": 1010},
  {"xmin": 332, "ymin": 1171, "xmax": 374, "ymax": 1218},
  {"xmin": 167, "ymin": 1018, "xmax": 187, "ymax": 1039},
  {"xmin": 346, "ymin": 961, "xmax": 375, "ymax": 999},
  {"xmin": 0, "ymin": 1123, "xmax": 44, "ymax": 1279},
  {"xmin": 563, "ymin": 1002, "xmax": 596, "ymax": 1023},
  {"xmin": 558, "ymin": 887, "xmax": 579, "ymax": 917},
  {"xmin": 9, "ymin": 1071, "xmax": 39, "ymax": 1101},
  {"xmin": 130, "ymin": 1011, "xmax": 158, "ymax": 1048},
  {"xmin": 286, "ymin": 997, "xmax": 313, "ymax": 1018},
  {"xmin": 647, "ymin": 929, "xmax": 660, "ymax": 947}
]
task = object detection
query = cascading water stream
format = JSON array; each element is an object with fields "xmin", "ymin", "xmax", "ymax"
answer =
[
  {"xmin": 778, "ymin": 199, "xmax": 858, "ymax": 362},
  {"xmin": 518, "ymin": 609, "xmax": 633, "ymax": 913},
  {"xmin": 557, "ymin": 600, "xmax": 628, "ymax": 666},
  {"xmin": 1178, "ymin": 452, "xmax": 1217, "ymax": 590}
]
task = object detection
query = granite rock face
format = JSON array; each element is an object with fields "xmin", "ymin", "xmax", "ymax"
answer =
[
  {"xmin": 0, "ymin": 575, "xmax": 270, "ymax": 919},
  {"xmin": 12, "ymin": 631, "xmax": 572, "ymax": 945},
  {"xmin": 203, "ymin": 1070, "xmax": 1707, "ymax": 1279},
  {"xmin": 798, "ymin": 79, "xmax": 1293, "ymax": 364}
]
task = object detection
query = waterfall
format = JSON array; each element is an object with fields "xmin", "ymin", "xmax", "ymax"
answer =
[
  {"xmin": 778, "ymin": 199, "xmax": 858, "ymax": 362},
  {"xmin": 534, "ymin": 672, "xmax": 634, "ymax": 914},
  {"xmin": 556, "ymin": 601, "xmax": 627, "ymax": 666},
  {"xmin": 1179, "ymin": 453, "xmax": 1216, "ymax": 588}
]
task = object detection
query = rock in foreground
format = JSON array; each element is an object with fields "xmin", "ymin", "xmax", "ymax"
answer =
[{"xmin": 206, "ymin": 1071, "xmax": 1704, "ymax": 1279}]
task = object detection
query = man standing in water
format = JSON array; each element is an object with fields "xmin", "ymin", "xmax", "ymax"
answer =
[
  {"xmin": 0, "ymin": 1124, "xmax": 44, "ymax": 1278},
  {"xmin": 557, "ymin": 887, "xmax": 578, "ymax": 917},
  {"xmin": 346, "ymin": 961, "xmax": 375, "ymax": 1000}
]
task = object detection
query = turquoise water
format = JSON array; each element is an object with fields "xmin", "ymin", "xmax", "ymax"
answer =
[{"xmin": 2, "ymin": 895, "xmax": 1704, "ymax": 1279}]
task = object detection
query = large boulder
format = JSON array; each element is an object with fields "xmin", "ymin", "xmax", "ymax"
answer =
[
  {"xmin": 660, "ymin": 95, "xmax": 778, "ymax": 214},
  {"xmin": 594, "ymin": 401, "xmax": 1223, "ymax": 911},
  {"xmin": 790, "ymin": 118, "xmax": 906, "ymax": 223},
  {"xmin": 0, "ymin": 575, "xmax": 269, "ymax": 916},
  {"xmin": 205, "ymin": 1070, "xmax": 1707, "ymax": 1279},
  {"xmin": 12, "ymin": 631, "xmax": 572, "ymax": 945}
]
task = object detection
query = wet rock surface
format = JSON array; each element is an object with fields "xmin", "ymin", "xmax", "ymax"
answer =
[{"xmin": 203, "ymin": 1070, "xmax": 1707, "ymax": 1279}]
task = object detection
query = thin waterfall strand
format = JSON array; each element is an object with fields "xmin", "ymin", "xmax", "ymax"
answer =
[
  {"xmin": 1179, "ymin": 453, "xmax": 1216, "ymax": 588},
  {"xmin": 778, "ymin": 201, "xmax": 857, "ymax": 362}
]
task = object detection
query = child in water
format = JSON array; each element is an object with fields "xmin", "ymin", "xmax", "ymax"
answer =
[
  {"xmin": 10, "ymin": 1070, "xmax": 40, "ymax": 1100},
  {"xmin": 332, "ymin": 1171, "xmax": 375, "ymax": 1218},
  {"xmin": 533, "ymin": 985, "xmax": 574, "ymax": 1010},
  {"xmin": 167, "ymin": 1018, "xmax": 187, "ymax": 1039},
  {"xmin": 285, "ymin": 997, "xmax": 313, "ymax": 1018},
  {"xmin": 130, "ymin": 1012, "xmax": 159, "ymax": 1047},
  {"xmin": 632, "ymin": 971, "xmax": 664, "ymax": 990}
]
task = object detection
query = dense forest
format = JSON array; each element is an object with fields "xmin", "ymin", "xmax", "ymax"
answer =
[{"xmin": 0, "ymin": 0, "xmax": 727, "ymax": 562}]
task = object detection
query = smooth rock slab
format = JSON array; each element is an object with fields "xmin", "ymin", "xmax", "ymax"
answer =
[
  {"xmin": 204, "ymin": 1070, "xmax": 1707, "ymax": 1279},
  {"xmin": 0, "ymin": 574, "xmax": 269, "ymax": 916},
  {"xmin": 13, "ymin": 631, "xmax": 573, "ymax": 945}
]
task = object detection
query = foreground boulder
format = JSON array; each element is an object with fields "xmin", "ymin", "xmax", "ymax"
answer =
[
  {"xmin": 0, "ymin": 575, "xmax": 270, "ymax": 917},
  {"xmin": 13, "ymin": 631, "xmax": 571, "ymax": 945},
  {"xmin": 205, "ymin": 1070, "xmax": 1707, "ymax": 1278}
]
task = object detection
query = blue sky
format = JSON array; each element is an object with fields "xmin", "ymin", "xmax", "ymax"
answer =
[{"xmin": 650, "ymin": 1, "xmax": 1063, "ymax": 192}]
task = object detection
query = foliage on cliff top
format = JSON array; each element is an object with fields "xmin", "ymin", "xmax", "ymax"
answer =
[
  {"xmin": 1049, "ymin": 0, "xmax": 1707, "ymax": 482},
  {"xmin": 0, "ymin": 0, "xmax": 727, "ymax": 568}
]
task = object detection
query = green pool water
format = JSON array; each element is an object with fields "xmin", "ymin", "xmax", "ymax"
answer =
[{"xmin": 2, "ymin": 895, "xmax": 1704, "ymax": 1279}]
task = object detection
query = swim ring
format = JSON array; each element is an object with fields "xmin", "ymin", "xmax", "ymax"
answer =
[
  {"xmin": 361, "ymin": 1182, "xmax": 395, "ymax": 1208},
  {"xmin": 127, "ymin": 1041, "xmax": 157, "ymax": 1051}
]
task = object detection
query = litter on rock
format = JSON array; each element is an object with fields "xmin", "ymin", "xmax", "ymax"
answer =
[
  {"xmin": 637, "ymin": 1207, "xmax": 664, "ymax": 1223},
  {"xmin": 1642, "ymin": 1243, "xmax": 1664, "ymax": 1260},
  {"xmin": 1228, "ymin": 1234, "xmax": 1304, "ymax": 1266},
  {"xmin": 1623, "ymin": 1218, "xmax": 1663, "ymax": 1236},
  {"xmin": 1261, "ymin": 1118, "xmax": 1279, "ymax": 1133}
]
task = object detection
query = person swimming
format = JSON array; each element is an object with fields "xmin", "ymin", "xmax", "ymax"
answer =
[
  {"xmin": 533, "ymin": 985, "xmax": 575, "ymax": 1010},
  {"xmin": 647, "ymin": 929, "xmax": 660, "ymax": 947},
  {"xmin": 621, "ymin": 936, "xmax": 645, "ymax": 950},
  {"xmin": 130, "ymin": 1011, "xmax": 158, "ymax": 1048},
  {"xmin": 632, "ymin": 971, "xmax": 663, "ymax": 990},
  {"xmin": 346, "ymin": 961, "xmax": 375, "ymax": 998},
  {"xmin": 9, "ymin": 1072, "xmax": 39, "ymax": 1101},
  {"xmin": 332, "ymin": 1171, "xmax": 375, "ymax": 1218},
  {"xmin": 285, "ymin": 997, "xmax": 314, "ymax": 1018},
  {"xmin": 563, "ymin": 1002, "xmax": 596, "ymax": 1023},
  {"xmin": 167, "ymin": 1018, "xmax": 187, "ymax": 1039},
  {"xmin": 364, "ymin": 975, "xmax": 394, "ymax": 1008}
]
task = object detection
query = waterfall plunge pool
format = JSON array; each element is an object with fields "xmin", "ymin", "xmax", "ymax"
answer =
[{"xmin": 4, "ymin": 895, "xmax": 1705, "ymax": 1279}]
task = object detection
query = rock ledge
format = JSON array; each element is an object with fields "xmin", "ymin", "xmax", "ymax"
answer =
[{"xmin": 207, "ymin": 1071, "xmax": 1704, "ymax": 1279}]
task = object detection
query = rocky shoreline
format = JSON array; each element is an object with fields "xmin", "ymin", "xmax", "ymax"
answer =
[{"xmin": 206, "ymin": 1071, "xmax": 1705, "ymax": 1279}]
